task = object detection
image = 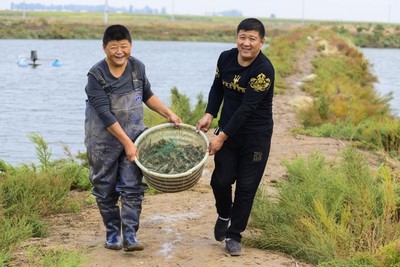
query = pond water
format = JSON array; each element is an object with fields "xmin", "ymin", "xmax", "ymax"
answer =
[{"xmin": 0, "ymin": 40, "xmax": 398, "ymax": 165}]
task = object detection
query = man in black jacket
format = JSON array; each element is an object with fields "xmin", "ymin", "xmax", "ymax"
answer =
[{"xmin": 196, "ymin": 18, "xmax": 274, "ymax": 256}]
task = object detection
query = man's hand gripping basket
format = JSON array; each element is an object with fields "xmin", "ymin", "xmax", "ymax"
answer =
[{"xmin": 134, "ymin": 123, "xmax": 209, "ymax": 193}]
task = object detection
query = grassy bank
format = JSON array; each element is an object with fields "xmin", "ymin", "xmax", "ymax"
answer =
[
  {"xmin": 1, "ymin": 11, "xmax": 400, "ymax": 48},
  {"xmin": 251, "ymin": 148, "xmax": 400, "ymax": 266},
  {"xmin": 0, "ymin": 134, "xmax": 91, "ymax": 266},
  {"xmin": 0, "ymin": 11, "xmax": 242, "ymax": 41},
  {"xmin": 299, "ymin": 28, "xmax": 400, "ymax": 158}
]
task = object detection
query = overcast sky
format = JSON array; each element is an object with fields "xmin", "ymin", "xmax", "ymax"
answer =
[{"xmin": 1, "ymin": 0, "xmax": 399, "ymax": 23}]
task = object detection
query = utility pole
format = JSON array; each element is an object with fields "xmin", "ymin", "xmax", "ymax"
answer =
[
  {"xmin": 171, "ymin": 0, "xmax": 175, "ymax": 21},
  {"xmin": 104, "ymin": 0, "xmax": 109, "ymax": 24},
  {"xmin": 22, "ymin": 0, "xmax": 26, "ymax": 19}
]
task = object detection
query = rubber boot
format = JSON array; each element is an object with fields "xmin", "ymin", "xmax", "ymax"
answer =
[
  {"xmin": 97, "ymin": 199, "xmax": 122, "ymax": 250},
  {"xmin": 121, "ymin": 196, "xmax": 144, "ymax": 252}
]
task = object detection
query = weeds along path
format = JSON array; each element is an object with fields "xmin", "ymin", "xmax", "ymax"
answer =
[{"xmin": 12, "ymin": 37, "xmax": 361, "ymax": 267}]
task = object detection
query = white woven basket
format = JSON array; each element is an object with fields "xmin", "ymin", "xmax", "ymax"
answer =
[{"xmin": 134, "ymin": 123, "xmax": 209, "ymax": 193}]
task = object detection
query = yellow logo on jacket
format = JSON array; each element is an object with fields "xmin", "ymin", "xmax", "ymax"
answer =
[
  {"xmin": 215, "ymin": 67, "xmax": 220, "ymax": 78},
  {"xmin": 249, "ymin": 73, "xmax": 271, "ymax": 92},
  {"xmin": 222, "ymin": 74, "xmax": 246, "ymax": 92}
]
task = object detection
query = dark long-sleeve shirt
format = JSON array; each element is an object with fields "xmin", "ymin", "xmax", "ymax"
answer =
[{"xmin": 205, "ymin": 48, "xmax": 274, "ymax": 136}]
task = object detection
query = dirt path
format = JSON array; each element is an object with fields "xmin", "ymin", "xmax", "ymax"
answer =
[{"xmin": 13, "ymin": 39, "xmax": 356, "ymax": 267}]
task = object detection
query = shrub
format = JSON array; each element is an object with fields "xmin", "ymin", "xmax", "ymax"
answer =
[
  {"xmin": 249, "ymin": 147, "xmax": 400, "ymax": 265},
  {"xmin": 59, "ymin": 162, "xmax": 91, "ymax": 191},
  {"xmin": 1, "ymin": 170, "xmax": 71, "ymax": 218},
  {"xmin": 144, "ymin": 87, "xmax": 208, "ymax": 127},
  {"xmin": 170, "ymin": 87, "xmax": 207, "ymax": 126}
]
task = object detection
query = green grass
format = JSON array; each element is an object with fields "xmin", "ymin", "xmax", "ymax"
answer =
[
  {"xmin": 0, "ymin": 134, "xmax": 89, "ymax": 265},
  {"xmin": 248, "ymin": 147, "xmax": 400, "ymax": 266},
  {"xmin": 25, "ymin": 246, "xmax": 84, "ymax": 267}
]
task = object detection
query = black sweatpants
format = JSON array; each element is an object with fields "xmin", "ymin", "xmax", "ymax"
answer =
[{"xmin": 210, "ymin": 130, "xmax": 272, "ymax": 242}]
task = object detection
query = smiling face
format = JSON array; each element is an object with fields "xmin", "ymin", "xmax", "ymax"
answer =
[
  {"xmin": 103, "ymin": 39, "xmax": 132, "ymax": 67},
  {"xmin": 236, "ymin": 29, "xmax": 264, "ymax": 66}
]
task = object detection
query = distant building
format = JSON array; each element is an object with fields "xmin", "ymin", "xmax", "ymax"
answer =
[
  {"xmin": 10, "ymin": 2, "xmax": 157, "ymax": 14},
  {"xmin": 10, "ymin": 2, "xmax": 239, "ymax": 17},
  {"xmin": 214, "ymin": 9, "xmax": 243, "ymax": 17}
]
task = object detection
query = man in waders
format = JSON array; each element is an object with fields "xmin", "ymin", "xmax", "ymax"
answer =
[
  {"xmin": 196, "ymin": 18, "xmax": 274, "ymax": 256},
  {"xmin": 84, "ymin": 24, "xmax": 181, "ymax": 252}
]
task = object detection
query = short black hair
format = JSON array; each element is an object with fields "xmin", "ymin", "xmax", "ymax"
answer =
[
  {"xmin": 102, "ymin": 24, "xmax": 132, "ymax": 45},
  {"xmin": 237, "ymin": 18, "xmax": 265, "ymax": 39}
]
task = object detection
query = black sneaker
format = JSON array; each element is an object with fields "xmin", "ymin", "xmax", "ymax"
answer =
[
  {"xmin": 225, "ymin": 238, "xmax": 241, "ymax": 256},
  {"xmin": 214, "ymin": 217, "xmax": 229, "ymax": 242}
]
